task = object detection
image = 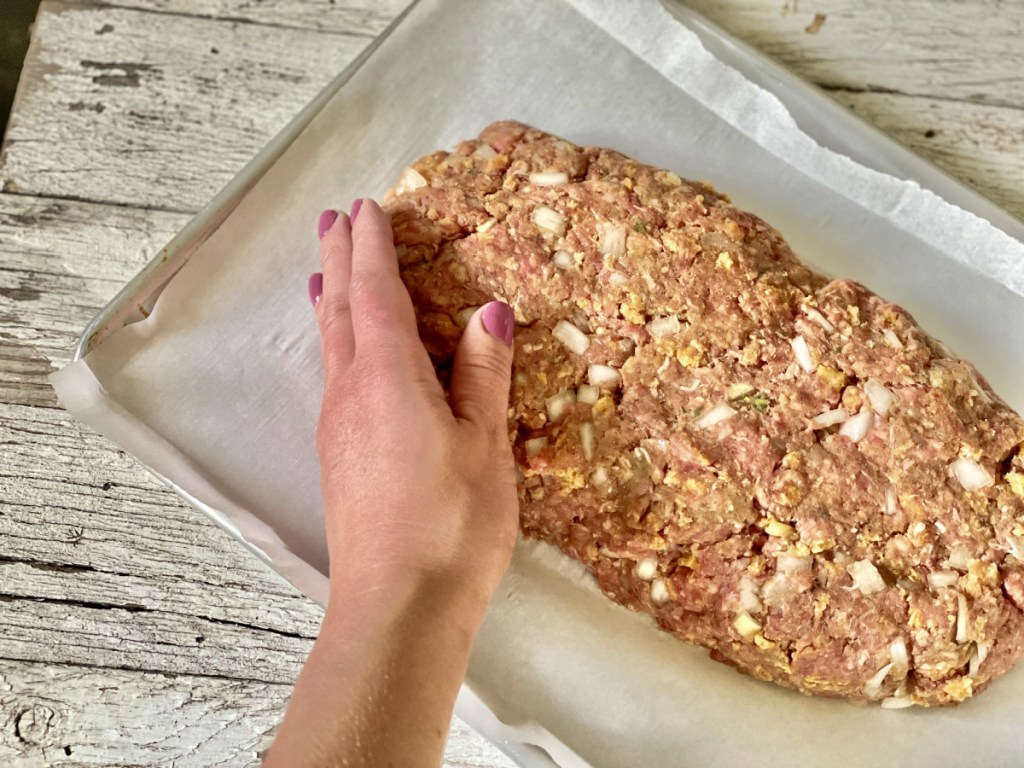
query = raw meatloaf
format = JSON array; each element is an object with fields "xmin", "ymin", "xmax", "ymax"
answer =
[{"xmin": 383, "ymin": 121, "xmax": 1024, "ymax": 706}]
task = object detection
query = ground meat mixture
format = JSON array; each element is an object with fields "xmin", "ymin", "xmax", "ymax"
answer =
[{"xmin": 383, "ymin": 121, "xmax": 1024, "ymax": 706}]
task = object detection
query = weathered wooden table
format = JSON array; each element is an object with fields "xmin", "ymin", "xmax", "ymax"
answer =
[{"xmin": 1, "ymin": 1, "xmax": 1021, "ymax": 765}]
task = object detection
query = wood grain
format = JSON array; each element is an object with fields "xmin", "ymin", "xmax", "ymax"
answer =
[
  {"xmin": 65, "ymin": 0, "xmax": 412, "ymax": 35},
  {"xmin": 1, "ymin": 3, "xmax": 369, "ymax": 211},
  {"xmin": 0, "ymin": 661, "xmax": 514, "ymax": 767}
]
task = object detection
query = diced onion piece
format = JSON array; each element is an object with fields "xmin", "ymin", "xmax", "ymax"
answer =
[
  {"xmin": 529, "ymin": 171, "xmax": 569, "ymax": 186},
  {"xmin": 739, "ymin": 577, "xmax": 763, "ymax": 615},
  {"xmin": 728, "ymin": 383, "xmax": 755, "ymax": 400},
  {"xmin": 804, "ymin": 306, "xmax": 835, "ymax": 333},
  {"xmin": 651, "ymin": 578, "xmax": 670, "ymax": 604},
  {"xmin": 591, "ymin": 467, "xmax": 609, "ymax": 486},
  {"xmin": 848, "ymin": 559, "xmax": 886, "ymax": 595},
  {"xmin": 579, "ymin": 421, "xmax": 596, "ymax": 460},
  {"xmin": 608, "ymin": 270, "xmax": 629, "ymax": 285},
  {"xmin": 777, "ymin": 553, "xmax": 812, "ymax": 574},
  {"xmin": 885, "ymin": 485, "xmax": 898, "ymax": 515},
  {"xmin": 956, "ymin": 592, "xmax": 970, "ymax": 644},
  {"xmin": 456, "ymin": 306, "xmax": 480, "ymax": 327},
  {"xmin": 635, "ymin": 557, "xmax": 658, "ymax": 581},
  {"xmin": 761, "ymin": 574, "xmax": 791, "ymax": 606},
  {"xmin": 552, "ymin": 249, "xmax": 575, "ymax": 270},
  {"xmin": 577, "ymin": 385, "xmax": 600, "ymax": 405},
  {"xmin": 476, "ymin": 217, "xmax": 497, "ymax": 234},
  {"xmin": 599, "ymin": 222, "xmax": 626, "ymax": 257},
  {"xmin": 811, "ymin": 407, "xmax": 850, "ymax": 429},
  {"xmin": 950, "ymin": 457, "xmax": 994, "ymax": 491},
  {"xmin": 545, "ymin": 390, "xmax": 576, "ymax": 422},
  {"xmin": 472, "ymin": 144, "xmax": 498, "ymax": 160},
  {"xmin": 733, "ymin": 611, "xmax": 762, "ymax": 639},
  {"xmin": 524, "ymin": 437, "xmax": 549, "ymax": 457},
  {"xmin": 969, "ymin": 642, "xmax": 989, "ymax": 677},
  {"xmin": 881, "ymin": 696, "xmax": 915, "ymax": 710},
  {"xmin": 790, "ymin": 335, "xmax": 815, "ymax": 373},
  {"xmin": 765, "ymin": 519, "xmax": 795, "ymax": 538},
  {"xmin": 947, "ymin": 545, "xmax": 971, "ymax": 571},
  {"xmin": 889, "ymin": 638, "xmax": 909, "ymax": 673},
  {"xmin": 882, "ymin": 328, "xmax": 904, "ymax": 349},
  {"xmin": 646, "ymin": 315, "xmax": 681, "ymax": 339},
  {"xmin": 695, "ymin": 402, "xmax": 737, "ymax": 430},
  {"xmin": 840, "ymin": 409, "xmax": 873, "ymax": 443},
  {"xmin": 532, "ymin": 205, "xmax": 566, "ymax": 236},
  {"xmin": 393, "ymin": 166, "xmax": 428, "ymax": 195},
  {"xmin": 588, "ymin": 364, "xmax": 621, "ymax": 389},
  {"xmin": 863, "ymin": 662, "xmax": 893, "ymax": 698},
  {"xmin": 927, "ymin": 570, "xmax": 959, "ymax": 591},
  {"xmin": 864, "ymin": 379, "xmax": 895, "ymax": 416},
  {"xmin": 552, "ymin": 319, "xmax": 590, "ymax": 355}
]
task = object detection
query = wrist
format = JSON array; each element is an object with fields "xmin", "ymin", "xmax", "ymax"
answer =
[{"xmin": 325, "ymin": 558, "xmax": 495, "ymax": 637}]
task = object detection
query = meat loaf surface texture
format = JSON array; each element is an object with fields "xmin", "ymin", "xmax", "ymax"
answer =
[{"xmin": 383, "ymin": 121, "xmax": 1024, "ymax": 706}]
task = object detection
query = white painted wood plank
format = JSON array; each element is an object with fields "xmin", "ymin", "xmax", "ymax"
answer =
[
  {"xmin": 66, "ymin": 0, "xmax": 411, "ymax": 35},
  {"xmin": 0, "ymin": 661, "xmax": 516, "ymax": 767},
  {"xmin": 0, "ymin": 401, "xmax": 324, "ymax": 634},
  {"xmin": 685, "ymin": 0, "xmax": 1024, "ymax": 107},
  {"xmin": 1, "ymin": 3, "xmax": 370, "ymax": 211},
  {"xmin": 0, "ymin": 598, "xmax": 311, "ymax": 683},
  {"xmin": 0, "ymin": 661, "xmax": 288, "ymax": 767}
]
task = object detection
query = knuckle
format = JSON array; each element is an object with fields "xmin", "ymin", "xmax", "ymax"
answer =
[
  {"xmin": 462, "ymin": 353, "xmax": 511, "ymax": 384},
  {"xmin": 321, "ymin": 241, "xmax": 350, "ymax": 262},
  {"xmin": 319, "ymin": 295, "xmax": 351, "ymax": 332}
]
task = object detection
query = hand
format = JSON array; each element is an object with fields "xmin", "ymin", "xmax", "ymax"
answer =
[
  {"xmin": 312, "ymin": 199, "xmax": 519, "ymax": 604},
  {"xmin": 264, "ymin": 199, "xmax": 518, "ymax": 768}
]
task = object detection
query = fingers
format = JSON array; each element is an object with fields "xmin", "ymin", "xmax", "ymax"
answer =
[
  {"xmin": 314, "ymin": 207, "xmax": 356, "ymax": 376},
  {"xmin": 449, "ymin": 302, "xmax": 515, "ymax": 433},
  {"xmin": 347, "ymin": 199, "xmax": 422, "ymax": 358}
]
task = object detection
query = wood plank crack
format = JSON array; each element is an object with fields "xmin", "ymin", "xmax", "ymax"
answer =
[{"xmin": 819, "ymin": 83, "xmax": 1024, "ymax": 113}]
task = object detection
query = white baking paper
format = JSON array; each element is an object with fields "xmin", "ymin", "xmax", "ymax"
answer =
[{"xmin": 51, "ymin": 0, "xmax": 1024, "ymax": 765}]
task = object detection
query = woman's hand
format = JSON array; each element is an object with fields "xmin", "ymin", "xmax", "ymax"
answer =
[
  {"xmin": 313, "ymin": 200, "xmax": 518, "ymax": 602},
  {"xmin": 264, "ymin": 199, "xmax": 519, "ymax": 768}
]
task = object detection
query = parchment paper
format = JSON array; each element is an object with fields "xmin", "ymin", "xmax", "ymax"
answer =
[{"xmin": 51, "ymin": 0, "xmax": 1024, "ymax": 765}]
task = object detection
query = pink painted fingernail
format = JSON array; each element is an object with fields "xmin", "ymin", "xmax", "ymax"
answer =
[
  {"xmin": 318, "ymin": 210, "xmax": 338, "ymax": 239},
  {"xmin": 350, "ymin": 198, "xmax": 363, "ymax": 222},
  {"xmin": 481, "ymin": 301, "xmax": 514, "ymax": 347},
  {"xmin": 308, "ymin": 272, "xmax": 323, "ymax": 307}
]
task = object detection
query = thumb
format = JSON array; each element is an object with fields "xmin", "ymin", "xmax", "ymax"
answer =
[{"xmin": 449, "ymin": 301, "xmax": 515, "ymax": 431}]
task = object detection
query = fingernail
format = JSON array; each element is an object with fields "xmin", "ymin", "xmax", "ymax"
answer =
[
  {"xmin": 308, "ymin": 272, "xmax": 323, "ymax": 307},
  {"xmin": 350, "ymin": 198, "xmax": 363, "ymax": 222},
  {"xmin": 318, "ymin": 210, "xmax": 338, "ymax": 240},
  {"xmin": 481, "ymin": 301, "xmax": 514, "ymax": 347}
]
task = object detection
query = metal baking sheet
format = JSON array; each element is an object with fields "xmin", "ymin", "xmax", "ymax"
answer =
[{"xmin": 65, "ymin": 2, "xmax": 1024, "ymax": 766}]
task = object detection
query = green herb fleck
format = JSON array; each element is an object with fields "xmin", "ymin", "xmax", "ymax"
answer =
[
  {"xmin": 736, "ymin": 390, "xmax": 772, "ymax": 413},
  {"xmin": 692, "ymin": 407, "xmax": 705, "ymax": 418},
  {"xmin": 632, "ymin": 218, "xmax": 648, "ymax": 233}
]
